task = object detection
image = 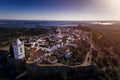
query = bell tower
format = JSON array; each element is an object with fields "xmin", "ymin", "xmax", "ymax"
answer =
[{"xmin": 13, "ymin": 38, "xmax": 25, "ymax": 59}]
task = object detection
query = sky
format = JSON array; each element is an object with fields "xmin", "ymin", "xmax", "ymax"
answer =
[{"xmin": 0, "ymin": 0, "xmax": 120, "ymax": 21}]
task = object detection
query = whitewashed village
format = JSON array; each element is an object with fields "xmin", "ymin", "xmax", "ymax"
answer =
[{"xmin": 12, "ymin": 27, "xmax": 93, "ymax": 66}]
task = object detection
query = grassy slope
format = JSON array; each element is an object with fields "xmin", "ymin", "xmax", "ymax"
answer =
[{"xmin": 83, "ymin": 25, "xmax": 120, "ymax": 80}]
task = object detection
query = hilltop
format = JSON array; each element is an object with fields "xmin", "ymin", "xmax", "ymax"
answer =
[{"xmin": 0, "ymin": 25, "xmax": 120, "ymax": 80}]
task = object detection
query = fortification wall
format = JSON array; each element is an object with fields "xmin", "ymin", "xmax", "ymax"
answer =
[{"xmin": 26, "ymin": 63, "xmax": 94, "ymax": 76}]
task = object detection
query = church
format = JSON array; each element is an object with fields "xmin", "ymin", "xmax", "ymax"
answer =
[{"xmin": 13, "ymin": 38, "xmax": 25, "ymax": 59}]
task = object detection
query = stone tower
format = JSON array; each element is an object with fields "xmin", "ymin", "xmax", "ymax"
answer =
[{"xmin": 13, "ymin": 38, "xmax": 25, "ymax": 59}]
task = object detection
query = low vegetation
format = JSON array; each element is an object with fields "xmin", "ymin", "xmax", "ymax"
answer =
[{"xmin": 89, "ymin": 27, "xmax": 120, "ymax": 80}]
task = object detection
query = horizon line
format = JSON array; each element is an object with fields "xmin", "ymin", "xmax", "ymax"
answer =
[{"xmin": 0, "ymin": 19, "xmax": 120, "ymax": 22}]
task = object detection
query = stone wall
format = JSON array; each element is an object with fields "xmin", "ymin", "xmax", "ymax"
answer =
[{"xmin": 26, "ymin": 63, "xmax": 95, "ymax": 76}]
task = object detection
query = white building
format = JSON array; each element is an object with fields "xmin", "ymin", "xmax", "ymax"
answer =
[{"xmin": 13, "ymin": 38, "xmax": 25, "ymax": 59}]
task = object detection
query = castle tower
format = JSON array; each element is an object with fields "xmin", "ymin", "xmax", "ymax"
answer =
[{"xmin": 13, "ymin": 38, "xmax": 25, "ymax": 59}]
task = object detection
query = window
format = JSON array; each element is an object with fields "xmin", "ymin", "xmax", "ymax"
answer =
[{"xmin": 20, "ymin": 47, "xmax": 23, "ymax": 53}]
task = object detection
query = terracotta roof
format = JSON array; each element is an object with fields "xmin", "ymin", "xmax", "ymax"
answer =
[
  {"xmin": 28, "ymin": 48, "xmax": 36, "ymax": 55},
  {"xmin": 58, "ymin": 47, "xmax": 67, "ymax": 52},
  {"xmin": 54, "ymin": 51, "xmax": 65, "ymax": 58},
  {"xmin": 28, "ymin": 48, "xmax": 44, "ymax": 60},
  {"xmin": 44, "ymin": 55, "xmax": 57, "ymax": 64}
]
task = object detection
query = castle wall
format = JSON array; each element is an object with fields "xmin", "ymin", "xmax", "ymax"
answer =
[{"xmin": 26, "ymin": 63, "xmax": 94, "ymax": 76}]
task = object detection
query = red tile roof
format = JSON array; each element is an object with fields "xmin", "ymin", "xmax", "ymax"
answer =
[{"xmin": 28, "ymin": 48, "xmax": 44, "ymax": 60}]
